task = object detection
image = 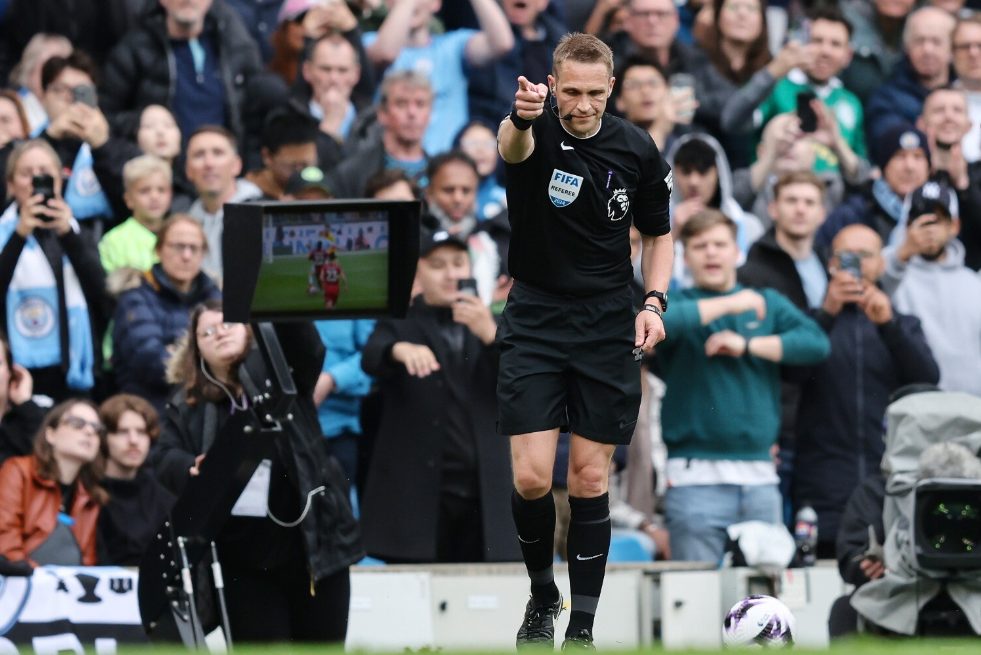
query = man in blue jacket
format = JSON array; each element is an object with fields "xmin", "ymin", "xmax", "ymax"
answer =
[{"xmin": 794, "ymin": 224, "xmax": 939, "ymax": 558}]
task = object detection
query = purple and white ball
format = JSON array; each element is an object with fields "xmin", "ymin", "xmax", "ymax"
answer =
[{"xmin": 722, "ymin": 595, "xmax": 796, "ymax": 648}]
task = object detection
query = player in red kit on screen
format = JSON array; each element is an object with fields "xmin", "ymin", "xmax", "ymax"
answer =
[
  {"xmin": 308, "ymin": 240, "xmax": 329, "ymax": 293},
  {"xmin": 319, "ymin": 251, "xmax": 347, "ymax": 309}
]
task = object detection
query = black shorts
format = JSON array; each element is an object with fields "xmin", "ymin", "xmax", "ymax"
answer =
[{"xmin": 496, "ymin": 282, "xmax": 642, "ymax": 445}]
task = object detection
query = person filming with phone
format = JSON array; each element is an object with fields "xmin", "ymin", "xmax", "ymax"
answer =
[
  {"xmin": 359, "ymin": 225, "xmax": 519, "ymax": 565},
  {"xmin": 793, "ymin": 224, "xmax": 939, "ymax": 559},
  {"xmin": 37, "ymin": 52, "xmax": 139, "ymax": 235},
  {"xmin": 0, "ymin": 140, "xmax": 108, "ymax": 402}
]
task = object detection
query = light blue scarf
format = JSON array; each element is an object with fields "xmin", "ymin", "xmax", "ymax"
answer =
[
  {"xmin": 30, "ymin": 121, "xmax": 113, "ymax": 221},
  {"xmin": 0, "ymin": 203, "xmax": 94, "ymax": 389}
]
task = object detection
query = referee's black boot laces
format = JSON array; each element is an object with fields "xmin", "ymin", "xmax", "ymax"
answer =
[{"xmin": 516, "ymin": 594, "xmax": 564, "ymax": 649}]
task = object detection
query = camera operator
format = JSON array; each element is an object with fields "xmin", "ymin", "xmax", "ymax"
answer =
[
  {"xmin": 850, "ymin": 440, "xmax": 981, "ymax": 636},
  {"xmin": 359, "ymin": 228, "xmax": 519, "ymax": 564},
  {"xmin": 150, "ymin": 299, "xmax": 362, "ymax": 642}
]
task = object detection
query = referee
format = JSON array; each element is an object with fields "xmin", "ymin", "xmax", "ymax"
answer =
[{"xmin": 497, "ymin": 33, "xmax": 674, "ymax": 650}]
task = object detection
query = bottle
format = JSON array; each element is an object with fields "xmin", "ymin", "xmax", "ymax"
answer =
[{"xmin": 794, "ymin": 505, "xmax": 818, "ymax": 567}]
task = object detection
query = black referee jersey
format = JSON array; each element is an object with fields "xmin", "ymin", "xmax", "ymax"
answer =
[{"xmin": 502, "ymin": 105, "xmax": 672, "ymax": 297}]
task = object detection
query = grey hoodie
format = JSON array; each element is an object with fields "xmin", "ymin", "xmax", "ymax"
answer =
[
  {"xmin": 187, "ymin": 178, "xmax": 263, "ymax": 280},
  {"xmin": 882, "ymin": 238, "xmax": 981, "ymax": 397},
  {"xmin": 664, "ymin": 133, "xmax": 765, "ymax": 287}
]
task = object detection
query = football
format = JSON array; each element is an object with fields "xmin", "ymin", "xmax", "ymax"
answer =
[{"xmin": 722, "ymin": 595, "xmax": 796, "ymax": 648}]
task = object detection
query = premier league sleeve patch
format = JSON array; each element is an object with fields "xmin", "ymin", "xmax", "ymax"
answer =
[{"xmin": 548, "ymin": 169, "xmax": 583, "ymax": 207}]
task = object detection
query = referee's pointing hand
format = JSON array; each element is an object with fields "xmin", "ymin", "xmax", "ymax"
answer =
[
  {"xmin": 515, "ymin": 76, "xmax": 547, "ymax": 120},
  {"xmin": 636, "ymin": 310, "xmax": 666, "ymax": 353}
]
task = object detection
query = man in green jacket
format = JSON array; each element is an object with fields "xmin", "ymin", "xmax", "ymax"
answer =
[{"xmin": 658, "ymin": 209, "xmax": 830, "ymax": 563}]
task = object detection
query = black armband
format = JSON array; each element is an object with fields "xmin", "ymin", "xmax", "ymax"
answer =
[{"xmin": 509, "ymin": 103, "xmax": 535, "ymax": 131}]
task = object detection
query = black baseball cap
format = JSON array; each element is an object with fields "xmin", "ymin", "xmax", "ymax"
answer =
[
  {"xmin": 907, "ymin": 181, "xmax": 957, "ymax": 222},
  {"xmin": 419, "ymin": 226, "xmax": 468, "ymax": 258}
]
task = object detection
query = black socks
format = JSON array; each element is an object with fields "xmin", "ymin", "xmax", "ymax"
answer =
[
  {"xmin": 566, "ymin": 493, "xmax": 611, "ymax": 637},
  {"xmin": 511, "ymin": 488, "xmax": 559, "ymax": 604}
]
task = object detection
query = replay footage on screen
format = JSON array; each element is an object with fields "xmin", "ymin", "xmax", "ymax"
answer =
[{"xmin": 254, "ymin": 210, "xmax": 390, "ymax": 315}]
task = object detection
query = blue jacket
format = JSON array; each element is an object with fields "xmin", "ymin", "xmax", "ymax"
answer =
[
  {"xmin": 793, "ymin": 306, "xmax": 939, "ymax": 547},
  {"xmin": 315, "ymin": 319, "xmax": 375, "ymax": 439},
  {"xmin": 112, "ymin": 265, "xmax": 221, "ymax": 412},
  {"xmin": 864, "ymin": 59, "xmax": 936, "ymax": 151}
]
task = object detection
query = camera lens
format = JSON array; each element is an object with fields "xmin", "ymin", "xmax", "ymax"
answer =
[{"xmin": 923, "ymin": 492, "xmax": 981, "ymax": 554}]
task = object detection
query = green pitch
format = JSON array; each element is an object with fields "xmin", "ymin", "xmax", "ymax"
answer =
[
  {"xmin": 252, "ymin": 250, "xmax": 388, "ymax": 314},
  {"xmin": 113, "ymin": 636, "xmax": 980, "ymax": 654}
]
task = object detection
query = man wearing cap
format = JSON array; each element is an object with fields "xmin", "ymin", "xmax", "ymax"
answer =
[
  {"xmin": 285, "ymin": 166, "xmax": 334, "ymax": 200},
  {"xmin": 359, "ymin": 225, "xmax": 520, "ymax": 565},
  {"xmin": 881, "ymin": 182, "xmax": 981, "ymax": 396},
  {"xmin": 795, "ymin": 223, "xmax": 939, "ymax": 557},
  {"xmin": 817, "ymin": 123, "xmax": 931, "ymax": 247}
]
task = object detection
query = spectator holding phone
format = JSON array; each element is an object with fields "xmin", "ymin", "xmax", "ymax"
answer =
[
  {"xmin": 721, "ymin": 7, "xmax": 867, "ymax": 180},
  {"xmin": 359, "ymin": 227, "xmax": 518, "ymax": 564},
  {"xmin": 37, "ymin": 52, "xmax": 141, "ymax": 233},
  {"xmin": 794, "ymin": 224, "xmax": 939, "ymax": 557},
  {"xmin": 0, "ymin": 139, "xmax": 108, "ymax": 402},
  {"xmin": 880, "ymin": 183, "xmax": 981, "ymax": 397}
]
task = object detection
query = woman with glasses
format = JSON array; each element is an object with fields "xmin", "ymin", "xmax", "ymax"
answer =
[
  {"xmin": 0, "ymin": 399, "xmax": 107, "ymax": 567},
  {"xmin": 111, "ymin": 215, "xmax": 221, "ymax": 413},
  {"xmin": 151, "ymin": 299, "xmax": 362, "ymax": 643}
]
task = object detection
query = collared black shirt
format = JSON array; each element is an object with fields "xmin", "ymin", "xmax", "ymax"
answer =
[{"xmin": 504, "ymin": 107, "xmax": 671, "ymax": 296}]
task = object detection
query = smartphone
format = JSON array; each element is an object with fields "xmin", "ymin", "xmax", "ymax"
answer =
[
  {"xmin": 457, "ymin": 278, "xmax": 479, "ymax": 298},
  {"xmin": 669, "ymin": 73, "xmax": 697, "ymax": 121},
  {"xmin": 797, "ymin": 91, "xmax": 818, "ymax": 133},
  {"xmin": 31, "ymin": 174, "xmax": 56, "ymax": 223},
  {"xmin": 799, "ymin": 19, "xmax": 811, "ymax": 45},
  {"xmin": 839, "ymin": 252, "xmax": 862, "ymax": 281},
  {"xmin": 72, "ymin": 84, "xmax": 98, "ymax": 108}
]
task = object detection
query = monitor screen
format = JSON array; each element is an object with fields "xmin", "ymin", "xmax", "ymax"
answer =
[
  {"xmin": 222, "ymin": 200, "xmax": 421, "ymax": 323},
  {"xmin": 256, "ymin": 210, "xmax": 390, "ymax": 314}
]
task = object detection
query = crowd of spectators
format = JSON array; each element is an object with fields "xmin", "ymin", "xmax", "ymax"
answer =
[{"xmin": 0, "ymin": 0, "xmax": 977, "ymax": 615}]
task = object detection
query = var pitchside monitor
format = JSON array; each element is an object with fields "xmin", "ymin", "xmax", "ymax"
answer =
[{"xmin": 222, "ymin": 200, "xmax": 421, "ymax": 323}]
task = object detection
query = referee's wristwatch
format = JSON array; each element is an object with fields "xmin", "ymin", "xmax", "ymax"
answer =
[{"xmin": 644, "ymin": 290, "xmax": 668, "ymax": 312}]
